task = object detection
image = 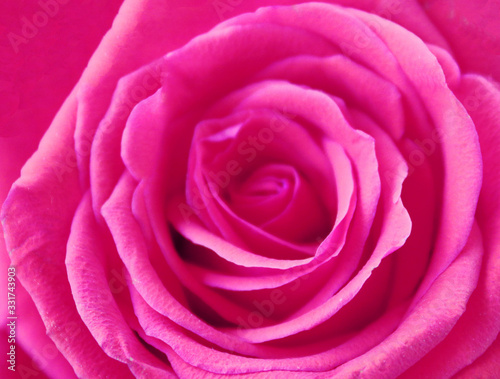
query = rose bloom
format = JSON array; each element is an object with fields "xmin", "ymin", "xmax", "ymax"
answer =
[{"xmin": 1, "ymin": 0, "xmax": 499, "ymax": 378}]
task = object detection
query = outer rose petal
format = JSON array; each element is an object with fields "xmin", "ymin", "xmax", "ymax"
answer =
[
  {"xmin": 0, "ymin": 285, "xmax": 75, "ymax": 378},
  {"xmin": 1, "ymin": 93, "xmax": 132, "ymax": 378},
  {"xmin": 450, "ymin": 74, "xmax": 500, "ymax": 376},
  {"xmin": 385, "ymin": 74, "xmax": 500, "ymax": 378},
  {"xmin": 1, "ymin": 1, "xmax": 121, "ymax": 373}
]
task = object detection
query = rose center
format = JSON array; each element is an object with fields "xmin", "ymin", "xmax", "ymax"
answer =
[{"xmin": 223, "ymin": 163, "xmax": 330, "ymax": 243}]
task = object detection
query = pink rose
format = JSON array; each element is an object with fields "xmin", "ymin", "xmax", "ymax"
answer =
[{"xmin": 1, "ymin": 0, "xmax": 499, "ymax": 378}]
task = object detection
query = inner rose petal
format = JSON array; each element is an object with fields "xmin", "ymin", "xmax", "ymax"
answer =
[
  {"xmin": 183, "ymin": 106, "xmax": 338, "ymax": 258},
  {"xmin": 221, "ymin": 162, "xmax": 331, "ymax": 243},
  {"xmin": 226, "ymin": 164, "xmax": 296, "ymax": 226},
  {"xmin": 163, "ymin": 80, "xmax": 395, "ymax": 324},
  {"xmin": 164, "ymin": 80, "xmax": 404, "ymax": 339}
]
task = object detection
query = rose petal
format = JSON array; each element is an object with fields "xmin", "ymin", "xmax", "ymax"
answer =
[
  {"xmin": 349, "ymin": 7, "xmax": 482, "ymax": 305},
  {"xmin": 1, "ymin": 93, "xmax": 132, "ymax": 378},
  {"xmin": 88, "ymin": 61, "xmax": 162, "ymax": 219},
  {"xmin": 454, "ymin": 337, "xmax": 500, "ymax": 378},
  {"xmin": 66, "ymin": 192, "xmax": 175, "ymax": 376},
  {"xmin": 331, "ymin": 222, "xmax": 483, "ymax": 377},
  {"xmin": 398, "ymin": 74, "xmax": 500, "ymax": 377},
  {"xmin": 254, "ymin": 54, "xmax": 406, "ymax": 139},
  {"xmin": 131, "ymin": 281, "xmax": 411, "ymax": 373},
  {"xmin": 427, "ymin": 43, "xmax": 461, "ymax": 89}
]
